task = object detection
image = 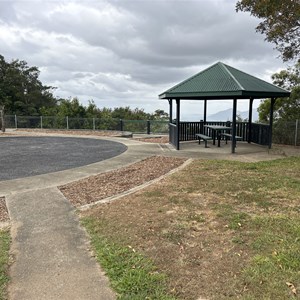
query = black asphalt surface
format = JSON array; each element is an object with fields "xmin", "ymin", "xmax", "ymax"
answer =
[{"xmin": 0, "ymin": 136, "xmax": 127, "ymax": 181}]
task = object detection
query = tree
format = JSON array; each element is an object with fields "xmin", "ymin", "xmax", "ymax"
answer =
[
  {"xmin": 0, "ymin": 54, "xmax": 57, "ymax": 115},
  {"xmin": 151, "ymin": 109, "xmax": 169, "ymax": 120},
  {"xmin": 111, "ymin": 106, "xmax": 151, "ymax": 120},
  {"xmin": 236, "ymin": 0, "xmax": 300, "ymax": 62},
  {"xmin": 258, "ymin": 62, "xmax": 300, "ymax": 122}
]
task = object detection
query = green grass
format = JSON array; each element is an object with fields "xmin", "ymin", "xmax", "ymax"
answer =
[
  {"xmin": 0, "ymin": 230, "xmax": 10, "ymax": 300},
  {"xmin": 241, "ymin": 215, "xmax": 300, "ymax": 299},
  {"xmin": 82, "ymin": 218, "xmax": 176, "ymax": 300}
]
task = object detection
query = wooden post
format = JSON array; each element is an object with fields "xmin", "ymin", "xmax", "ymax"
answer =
[
  {"xmin": 248, "ymin": 97, "xmax": 253, "ymax": 143},
  {"xmin": 269, "ymin": 98, "xmax": 276, "ymax": 149},
  {"xmin": 231, "ymin": 99, "xmax": 237, "ymax": 153},
  {"xmin": 176, "ymin": 99, "xmax": 180, "ymax": 150}
]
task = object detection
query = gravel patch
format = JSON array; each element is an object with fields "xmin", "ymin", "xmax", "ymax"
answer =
[
  {"xmin": 16, "ymin": 129, "xmax": 126, "ymax": 137},
  {"xmin": 0, "ymin": 197, "xmax": 9, "ymax": 222},
  {"xmin": 59, "ymin": 156, "xmax": 187, "ymax": 207},
  {"xmin": 133, "ymin": 136, "xmax": 169, "ymax": 144}
]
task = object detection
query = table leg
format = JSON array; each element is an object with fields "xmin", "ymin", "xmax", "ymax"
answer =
[
  {"xmin": 217, "ymin": 131, "xmax": 221, "ymax": 147},
  {"xmin": 212, "ymin": 131, "xmax": 216, "ymax": 145}
]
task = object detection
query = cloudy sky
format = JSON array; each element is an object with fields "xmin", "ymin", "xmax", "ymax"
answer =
[{"xmin": 0, "ymin": 0, "xmax": 289, "ymax": 120}]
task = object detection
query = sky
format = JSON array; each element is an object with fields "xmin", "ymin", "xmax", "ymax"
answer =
[{"xmin": 0, "ymin": 0, "xmax": 289, "ymax": 120}]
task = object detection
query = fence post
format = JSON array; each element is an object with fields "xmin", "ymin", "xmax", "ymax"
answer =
[
  {"xmin": 295, "ymin": 119, "xmax": 299, "ymax": 147},
  {"xmin": 40, "ymin": 116, "xmax": 43, "ymax": 129},
  {"xmin": 147, "ymin": 120, "xmax": 150, "ymax": 134},
  {"xmin": 93, "ymin": 118, "xmax": 95, "ymax": 130},
  {"xmin": 0, "ymin": 106, "xmax": 5, "ymax": 132},
  {"xmin": 15, "ymin": 114, "xmax": 17, "ymax": 129},
  {"xmin": 66, "ymin": 116, "xmax": 69, "ymax": 130}
]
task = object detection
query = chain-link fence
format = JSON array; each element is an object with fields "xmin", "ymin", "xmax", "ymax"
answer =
[
  {"xmin": 3, "ymin": 115, "xmax": 169, "ymax": 134},
  {"xmin": 2, "ymin": 115, "xmax": 299, "ymax": 145},
  {"xmin": 273, "ymin": 120, "xmax": 299, "ymax": 146}
]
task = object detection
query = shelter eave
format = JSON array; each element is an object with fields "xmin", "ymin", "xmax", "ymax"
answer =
[{"xmin": 159, "ymin": 90, "xmax": 291, "ymax": 100}]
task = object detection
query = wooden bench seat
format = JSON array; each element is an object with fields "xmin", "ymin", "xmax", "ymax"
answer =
[
  {"xmin": 221, "ymin": 133, "xmax": 243, "ymax": 144},
  {"xmin": 195, "ymin": 133, "xmax": 213, "ymax": 148}
]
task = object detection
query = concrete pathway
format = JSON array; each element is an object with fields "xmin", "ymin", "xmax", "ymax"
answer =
[{"xmin": 6, "ymin": 188, "xmax": 115, "ymax": 300}]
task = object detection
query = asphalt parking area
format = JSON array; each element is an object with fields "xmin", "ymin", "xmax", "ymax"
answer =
[{"xmin": 0, "ymin": 136, "xmax": 127, "ymax": 181}]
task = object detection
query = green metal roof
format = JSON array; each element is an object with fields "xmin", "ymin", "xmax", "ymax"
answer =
[{"xmin": 159, "ymin": 62, "xmax": 290, "ymax": 100}]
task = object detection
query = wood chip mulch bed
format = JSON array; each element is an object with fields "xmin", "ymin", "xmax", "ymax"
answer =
[
  {"xmin": 16, "ymin": 129, "xmax": 125, "ymax": 137},
  {"xmin": 0, "ymin": 197, "xmax": 9, "ymax": 222},
  {"xmin": 59, "ymin": 156, "xmax": 187, "ymax": 207}
]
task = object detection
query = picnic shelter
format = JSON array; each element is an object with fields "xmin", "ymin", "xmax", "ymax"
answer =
[{"xmin": 159, "ymin": 62, "xmax": 291, "ymax": 153}]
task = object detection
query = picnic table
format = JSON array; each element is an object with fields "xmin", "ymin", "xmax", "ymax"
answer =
[{"xmin": 204, "ymin": 125, "xmax": 231, "ymax": 147}]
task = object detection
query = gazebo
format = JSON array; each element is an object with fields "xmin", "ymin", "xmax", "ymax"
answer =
[{"xmin": 159, "ymin": 62, "xmax": 290, "ymax": 153}]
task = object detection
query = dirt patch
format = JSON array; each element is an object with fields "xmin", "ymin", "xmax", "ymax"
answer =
[
  {"xmin": 15, "ymin": 128, "xmax": 127, "ymax": 137},
  {"xmin": 0, "ymin": 198, "xmax": 9, "ymax": 223},
  {"xmin": 81, "ymin": 176, "xmax": 247, "ymax": 300},
  {"xmin": 0, "ymin": 132, "xmax": 13, "ymax": 137},
  {"xmin": 59, "ymin": 156, "xmax": 187, "ymax": 207},
  {"xmin": 133, "ymin": 136, "xmax": 169, "ymax": 144}
]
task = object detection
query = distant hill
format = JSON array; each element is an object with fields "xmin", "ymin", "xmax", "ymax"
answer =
[{"xmin": 208, "ymin": 108, "xmax": 259, "ymax": 121}]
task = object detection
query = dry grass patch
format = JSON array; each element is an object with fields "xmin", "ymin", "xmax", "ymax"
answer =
[{"xmin": 80, "ymin": 157, "xmax": 300, "ymax": 300}]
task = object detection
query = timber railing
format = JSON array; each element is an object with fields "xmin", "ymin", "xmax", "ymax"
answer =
[
  {"xmin": 177, "ymin": 121, "xmax": 279, "ymax": 146},
  {"xmin": 179, "ymin": 121, "xmax": 249, "ymax": 142}
]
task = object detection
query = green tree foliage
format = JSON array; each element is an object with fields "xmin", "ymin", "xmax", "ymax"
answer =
[
  {"xmin": 236, "ymin": 0, "xmax": 300, "ymax": 62},
  {"xmin": 258, "ymin": 62, "xmax": 300, "ymax": 122},
  {"xmin": 111, "ymin": 106, "xmax": 151, "ymax": 120},
  {"xmin": 0, "ymin": 54, "xmax": 57, "ymax": 115}
]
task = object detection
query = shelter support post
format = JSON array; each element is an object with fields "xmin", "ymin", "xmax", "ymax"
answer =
[
  {"xmin": 176, "ymin": 99, "xmax": 180, "ymax": 150},
  {"xmin": 269, "ymin": 97, "xmax": 276, "ymax": 149},
  {"xmin": 231, "ymin": 99, "xmax": 237, "ymax": 154},
  {"xmin": 203, "ymin": 99, "xmax": 207, "ymax": 123},
  {"xmin": 248, "ymin": 97, "xmax": 254, "ymax": 143},
  {"xmin": 168, "ymin": 99, "xmax": 173, "ymax": 123}
]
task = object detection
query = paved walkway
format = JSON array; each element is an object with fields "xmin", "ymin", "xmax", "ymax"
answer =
[
  {"xmin": 7, "ymin": 188, "xmax": 115, "ymax": 300},
  {"xmin": 0, "ymin": 133, "xmax": 295, "ymax": 300}
]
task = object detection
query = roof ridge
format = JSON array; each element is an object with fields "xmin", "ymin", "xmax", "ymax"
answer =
[
  {"xmin": 222, "ymin": 62, "xmax": 290, "ymax": 93},
  {"xmin": 219, "ymin": 62, "xmax": 245, "ymax": 91}
]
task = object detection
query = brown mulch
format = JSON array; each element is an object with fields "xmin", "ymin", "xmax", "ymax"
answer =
[
  {"xmin": 0, "ymin": 197, "xmax": 9, "ymax": 222},
  {"xmin": 59, "ymin": 156, "xmax": 187, "ymax": 207},
  {"xmin": 16, "ymin": 129, "xmax": 125, "ymax": 137},
  {"xmin": 133, "ymin": 136, "xmax": 169, "ymax": 144},
  {"xmin": 0, "ymin": 132, "xmax": 13, "ymax": 136}
]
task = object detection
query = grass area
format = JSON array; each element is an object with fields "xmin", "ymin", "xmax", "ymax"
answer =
[
  {"xmin": 83, "ymin": 218, "xmax": 175, "ymax": 300},
  {"xmin": 0, "ymin": 230, "xmax": 10, "ymax": 300},
  {"xmin": 81, "ymin": 156, "xmax": 300, "ymax": 299}
]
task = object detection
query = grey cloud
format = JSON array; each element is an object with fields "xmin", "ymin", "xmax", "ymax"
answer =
[{"xmin": 0, "ymin": 0, "xmax": 289, "ymax": 117}]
